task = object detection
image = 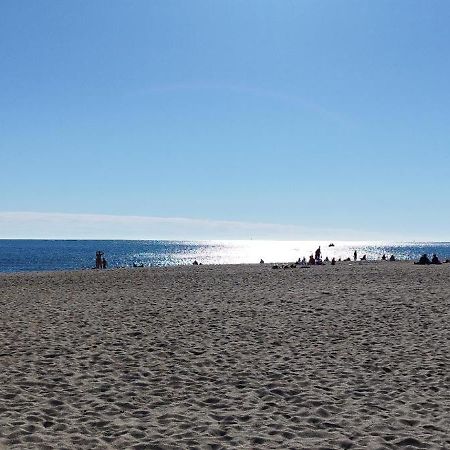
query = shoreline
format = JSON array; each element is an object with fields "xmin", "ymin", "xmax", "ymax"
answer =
[{"xmin": 0, "ymin": 258, "xmax": 448, "ymax": 277}]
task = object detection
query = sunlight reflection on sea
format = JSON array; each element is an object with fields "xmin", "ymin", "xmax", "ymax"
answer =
[{"xmin": 0, "ymin": 240, "xmax": 449, "ymax": 272}]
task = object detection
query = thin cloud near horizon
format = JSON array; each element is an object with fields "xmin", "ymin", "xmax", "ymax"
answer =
[{"xmin": 0, "ymin": 211, "xmax": 388, "ymax": 241}]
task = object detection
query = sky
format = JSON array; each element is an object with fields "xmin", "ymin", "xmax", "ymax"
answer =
[{"xmin": 1, "ymin": 0, "xmax": 449, "ymax": 240}]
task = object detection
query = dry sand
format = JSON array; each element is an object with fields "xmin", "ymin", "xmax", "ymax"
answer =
[{"xmin": 0, "ymin": 262, "xmax": 449, "ymax": 449}]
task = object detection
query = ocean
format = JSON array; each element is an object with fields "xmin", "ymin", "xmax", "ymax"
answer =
[{"xmin": 0, "ymin": 240, "xmax": 449, "ymax": 273}]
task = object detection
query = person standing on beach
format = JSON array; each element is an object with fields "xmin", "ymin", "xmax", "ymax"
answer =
[
  {"xmin": 315, "ymin": 246, "xmax": 321, "ymax": 260},
  {"xmin": 95, "ymin": 251, "xmax": 101, "ymax": 269},
  {"xmin": 354, "ymin": 250, "xmax": 357, "ymax": 261},
  {"xmin": 102, "ymin": 257, "xmax": 107, "ymax": 269},
  {"xmin": 95, "ymin": 251, "xmax": 104, "ymax": 269}
]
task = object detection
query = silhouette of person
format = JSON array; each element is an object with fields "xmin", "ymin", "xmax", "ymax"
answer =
[
  {"xmin": 308, "ymin": 255, "xmax": 315, "ymax": 265},
  {"xmin": 102, "ymin": 257, "xmax": 107, "ymax": 269},
  {"xmin": 431, "ymin": 254, "xmax": 441, "ymax": 264},
  {"xmin": 315, "ymin": 246, "xmax": 321, "ymax": 260},
  {"xmin": 381, "ymin": 254, "xmax": 387, "ymax": 260},
  {"xmin": 95, "ymin": 251, "xmax": 103, "ymax": 269},
  {"xmin": 353, "ymin": 250, "xmax": 357, "ymax": 261},
  {"xmin": 331, "ymin": 257, "xmax": 336, "ymax": 265},
  {"xmin": 415, "ymin": 254, "xmax": 431, "ymax": 265},
  {"xmin": 389, "ymin": 255, "xmax": 396, "ymax": 261},
  {"xmin": 260, "ymin": 259, "xmax": 265, "ymax": 264}
]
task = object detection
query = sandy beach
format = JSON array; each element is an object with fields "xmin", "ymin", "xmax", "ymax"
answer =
[{"xmin": 1, "ymin": 262, "xmax": 449, "ymax": 449}]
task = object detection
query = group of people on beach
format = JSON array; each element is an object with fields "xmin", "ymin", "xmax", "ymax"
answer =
[
  {"xmin": 415, "ymin": 253, "xmax": 446, "ymax": 265},
  {"xmin": 95, "ymin": 251, "xmax": 107, "ymax": 269},
  {"xmin": 277, "ymin": 246, "xmax": 403, "ymax": 268},
  {"xmin": 293, "ymin": 247, "xmax": 447, "ymax": 267},
  {"xmin": 307, "ymin": 248, "xmax": 402, "ymax": 265},
  {"xmin": 305, "ymin": 246, "xmax": 357, "ymax": 266}
]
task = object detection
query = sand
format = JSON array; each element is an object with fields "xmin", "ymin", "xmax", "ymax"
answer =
[{"xmin": 0, "ymin": 262, "xmax": 449, "ymax": 449}]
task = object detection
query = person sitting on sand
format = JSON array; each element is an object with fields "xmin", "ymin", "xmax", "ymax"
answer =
[
  {"xmin": 260, "ymin": 259, "xmax": 264, "ymax": 264},
  {"xmin": 360, "ymin": 254, "xmax": 367, "ymax": 261},
  {"xmin": 431, "ymin": 254, "xmax": 442, "ymax": 265},
  {"xmin": 381, "ymin": 254, "xmax": 387, "ymax": 260},
  {"xmin": 193, "ymin": 260, "xmax": 199, "ymax": 265},
  {"xmin": 102, "ymin": 257, "xmax": 107, "ymax": 269},
  {"xmin": 415, "ymin": 254, "xmax": 431, "ymax": 265},
  {"xmin": 331, "ymin": 257, "xmax": 336, "ymax": 265},
  {"xmin": 308, "ymin": 255, "xmax": 315, "ymax": 265},
  {"xmin": 389, "ymin": 255, "xmax": 396, "ymax": 261},
  {"xmin": 324, "ymin": 256, "xmax": 329, "ymax": 262}
]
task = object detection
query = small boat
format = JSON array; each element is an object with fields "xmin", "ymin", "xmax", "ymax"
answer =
[{"xmin": 329, "ymin": 243, "xmax": 335, "ymax": 247}]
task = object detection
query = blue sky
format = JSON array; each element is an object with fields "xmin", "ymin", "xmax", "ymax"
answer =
[{"xmin": 1, "ymin": 1, "xmax": 449, "ymax": 239}]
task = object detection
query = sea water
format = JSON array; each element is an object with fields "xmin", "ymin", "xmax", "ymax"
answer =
[{"xmin": 0, "ymin": 240, "xmax": 449, "ymax": 273}]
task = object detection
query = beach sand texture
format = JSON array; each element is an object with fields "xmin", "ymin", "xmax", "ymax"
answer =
[{"xmin": 1, "ymin": 262, "xmax": 449, "ymax": 449}]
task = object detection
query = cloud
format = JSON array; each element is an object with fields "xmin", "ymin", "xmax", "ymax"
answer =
[
  {"xmin": 0, "ymin": 211, "xmax": 379, "ymax": 240},
  {"xmin": 134, "ymin": 82, "xmax": 354, "ymax": 128}
]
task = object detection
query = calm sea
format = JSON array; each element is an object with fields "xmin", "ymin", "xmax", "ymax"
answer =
[{"xmin": 0, "ymin": 240, "xmax": 449, "ymax": 273}]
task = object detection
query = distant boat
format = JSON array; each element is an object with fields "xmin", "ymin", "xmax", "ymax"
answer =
[{"xmin": 329, "ymin": 243, "xmax": 335, "ymax": 247}]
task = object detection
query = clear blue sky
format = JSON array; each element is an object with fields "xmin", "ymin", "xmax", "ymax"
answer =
[{"xmin": 1, "ymin": 1, "xmax": 449, "ymax": 239}]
